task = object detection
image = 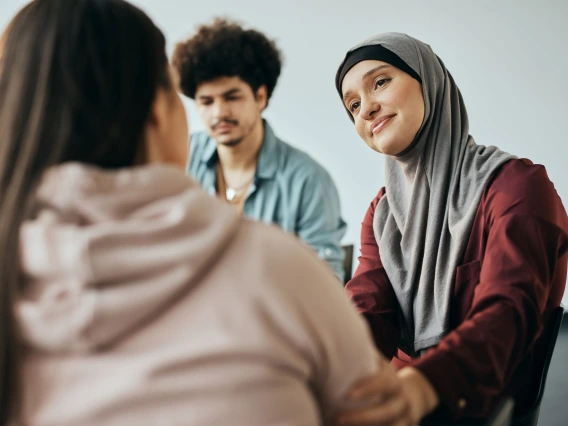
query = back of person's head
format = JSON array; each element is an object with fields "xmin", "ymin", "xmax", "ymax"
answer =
[
  {"xmin": 172, "ymin": 18, "xmax": 283, "ymax": 106},
  {"xmin": 0, "ymin": 0, "xmax": 174, "ymax": 421}
]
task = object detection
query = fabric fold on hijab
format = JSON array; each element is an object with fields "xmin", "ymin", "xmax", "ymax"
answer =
[{"xmin": 337, "ymin": 33, "xmax": 515, "ymax": 356}]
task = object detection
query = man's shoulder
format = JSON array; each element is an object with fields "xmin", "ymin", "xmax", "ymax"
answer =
[
  {"xmin": 275, "ymin": 137, "xmax": 332, "ymax": 182},
  {"xmin": 190, "ymin": 131, "xmax": 214, "ymax": 152},
  {"xmin": 188, "ymin": 131, "xmax": 216, "ymax": 172}
]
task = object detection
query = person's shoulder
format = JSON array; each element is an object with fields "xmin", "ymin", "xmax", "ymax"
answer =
[
  {"xmin": 237, "ymin": 219, "xmax": 340, "ymax": 296},
  {"xmin": 230, "ymin": 219, "xmax": 377, "ymax": 401},
  {"xmin": 188, "ymin": 131, "xmax": 216, "ymax": 175},
  {"xmin": 239, "ymin": 219, "xmax": 326, "ymax": 268},
  {"xmin": 487, "ymin": 158, "xmax": 555, "ymax": 199},
  {"xmin": 489, "ymin": 158, "xmax": 549, "ymax": 189},
  {"xmin": 276, "ymin": 138, "xmax": 334, "ymax": 183},
  {"xmin": 190, "ymin": 131, "xmax": 213, "ymax": 154},
  {"xmin": 485, "ymin": 158, "xmax": 565, "ymax": 222}
]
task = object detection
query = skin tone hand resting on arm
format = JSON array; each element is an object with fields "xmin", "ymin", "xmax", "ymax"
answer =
[{"xmin": 337, "ymin": 360, "xmax": 439, "ymax": 426}]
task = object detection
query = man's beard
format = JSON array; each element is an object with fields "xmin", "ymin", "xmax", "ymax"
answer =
[
  {"xmin": 220, "ymin": 137, "xmax": 244, "ymax": 147},
  {"xmin": 212, "ymin": 117, "xmax": 257, "ymax": 148}
]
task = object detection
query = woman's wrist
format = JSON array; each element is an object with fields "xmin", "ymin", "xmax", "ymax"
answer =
[{"xmin": 398, "ymin": 366, "xmax": 440, "ymax": 422}]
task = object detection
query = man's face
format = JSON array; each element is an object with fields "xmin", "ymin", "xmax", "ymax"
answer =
[{"xmin": 195, "ymin": 76, "xmax": 267, "ymax": 147}]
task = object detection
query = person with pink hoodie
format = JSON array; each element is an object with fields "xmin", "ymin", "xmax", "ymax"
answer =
[{"xmin": 0, "ymin": 0, "xmax": 414, "ymax": 425}]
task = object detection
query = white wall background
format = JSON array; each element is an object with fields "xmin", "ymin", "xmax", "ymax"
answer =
[{"xmin": 1, "ymin": 0, "xmax": 567, "ymax": 304}]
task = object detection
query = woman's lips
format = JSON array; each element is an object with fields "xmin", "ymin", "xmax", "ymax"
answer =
[{"xmin": 371, "ymin": 114, "xmax": 395, "ymax": 135}]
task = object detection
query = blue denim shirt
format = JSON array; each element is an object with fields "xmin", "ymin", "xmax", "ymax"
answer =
[{"xmin": 188, "ymin": 121, "xmax": 347, "ymax": 280}]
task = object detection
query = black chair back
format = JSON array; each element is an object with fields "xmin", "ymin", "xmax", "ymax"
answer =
[
  {"xmin": 421, "ymin": 399, "xmax": 514, "ymax": 426},
  {"xmin": 512, "ymin": 305, "xmax": 564, "ymax": 426},
  {"xmin": 341, "ymin": 244, "xmax": 354, "ymax": 285},
  {"xmin": 420, "ymin": 306, "xmax": 564, "ymax": 426},
  {"xmin": 486, "ymin": 398, "xmax": 514, "ymax": 426}
]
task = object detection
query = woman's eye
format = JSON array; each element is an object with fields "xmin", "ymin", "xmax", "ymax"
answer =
[
  {"xmin": 375, "ymin": 78, "xmax": 390, "ymax": 88},
  {"xmin": 349, "ymin": 101, "xmax": 360, "ymax": 112}
]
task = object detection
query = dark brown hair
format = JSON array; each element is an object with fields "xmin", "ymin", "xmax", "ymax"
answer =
[
  {"xmin": 0, "ymin": 0, "xmax": 170, "ymax": 422},
  {"xmin": 172, "ymin": 18, "xmax": 282, "ymax": 105}
]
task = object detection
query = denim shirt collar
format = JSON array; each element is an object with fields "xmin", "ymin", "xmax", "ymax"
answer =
[{"xmin": 200, "ymin": 120, "xmax": 280, "ymax": 180}]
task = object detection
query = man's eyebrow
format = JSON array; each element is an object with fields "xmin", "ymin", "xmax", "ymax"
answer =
[
  {"xmin": 197, "ymin": 87, "xmax": 242, "ymax": 100},
  {"xmin": 222, "ymin": 88, "xmax": 241, "ymax": 97}
]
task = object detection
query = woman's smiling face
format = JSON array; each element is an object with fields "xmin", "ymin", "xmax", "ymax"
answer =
[{"xmin": 341, "ymin": 60, "xmax": 424, "ymax": 156}]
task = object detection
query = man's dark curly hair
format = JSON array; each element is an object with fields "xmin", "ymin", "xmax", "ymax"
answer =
[{"xmin": 172, "ymin": 18, "xmax": 283, "ymax": 106}]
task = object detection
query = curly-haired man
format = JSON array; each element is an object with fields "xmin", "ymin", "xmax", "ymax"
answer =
[{"xmin": 173, "ymin": 19, "xmax": 346, "ymax": 280}]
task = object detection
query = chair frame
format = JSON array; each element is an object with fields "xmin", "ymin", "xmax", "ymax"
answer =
[{"xmin": 421, "ymin": 306, "xmax": 564, "ymax": 426}]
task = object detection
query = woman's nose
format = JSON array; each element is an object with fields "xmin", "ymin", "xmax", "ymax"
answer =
[{"xmin": 360, "ymin": 98, "xmax": 380, "ymax": 121}]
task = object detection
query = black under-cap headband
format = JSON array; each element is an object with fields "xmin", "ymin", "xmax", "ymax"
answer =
[{"xmin": 335, "ymin": 44, "xmax": 422, "ymax": 98}]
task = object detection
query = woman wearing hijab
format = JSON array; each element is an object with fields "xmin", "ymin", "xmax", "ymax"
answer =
[{"xmin": 334, "ymin": 33, "xmax": 568, "ymax": 425}]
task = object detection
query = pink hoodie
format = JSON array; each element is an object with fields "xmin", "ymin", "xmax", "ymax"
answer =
[{"xmin": 16, "ymin": 163, "xmax": 379, "ymax": 426}]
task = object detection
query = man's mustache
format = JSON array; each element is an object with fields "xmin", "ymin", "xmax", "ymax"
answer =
[{"xmin": 212, "ymin": 119, "xmax": 239, "ymax": 130}]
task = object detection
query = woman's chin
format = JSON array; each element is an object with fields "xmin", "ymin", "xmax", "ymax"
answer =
[
  {"xmin": 371, "ymin": 136, "xmax": 413, "ymax": 157},
  {"xmin": 371, "ymin": 141, "xmax": 395, "ymax": 156}
]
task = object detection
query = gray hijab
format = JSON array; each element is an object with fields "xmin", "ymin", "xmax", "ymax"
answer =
[{"xmin": 337, "ymin": 33, "xmax": 515, "ymax": 356}]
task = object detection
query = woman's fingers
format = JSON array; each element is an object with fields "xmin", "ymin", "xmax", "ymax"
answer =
[
  {"xmin": 348, "ymin": 365, "xmax": 402, "ymax": 401},
  {"xmin": 337, "ymin": 394, "xmax": 411, "ymax": 426}
]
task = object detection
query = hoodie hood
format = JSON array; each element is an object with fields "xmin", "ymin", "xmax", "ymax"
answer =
[{"xmin": 17, "ymin": 163, "xmax": 241, "ymax": 353}]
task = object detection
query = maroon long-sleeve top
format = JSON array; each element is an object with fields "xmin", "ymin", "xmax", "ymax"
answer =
[{"xmin": 346, "ymin": 159, "xmax": 568, "ymax": 419}]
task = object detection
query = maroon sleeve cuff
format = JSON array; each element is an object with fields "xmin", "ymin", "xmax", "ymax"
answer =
[
  {"xmin": 413, "ymin": 350, "xmax": 476, "ymax": 419},
  {"xmin": 363, "ymin": 313, "xmax": 399, "ymax": 360}
]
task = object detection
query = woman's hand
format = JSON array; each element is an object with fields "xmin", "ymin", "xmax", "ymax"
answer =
[{"xmin": 337, "ymin": 365, "xmax": 439, "ymax": 426}]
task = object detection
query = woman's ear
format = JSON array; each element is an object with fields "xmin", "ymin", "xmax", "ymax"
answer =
[
  {"xmin": 141, "ymin": 89, "xmax": 169, "ymax": 164},
  {"xmin": 141, "ymin": 86, "xmax": 189, "ymax": 167}
]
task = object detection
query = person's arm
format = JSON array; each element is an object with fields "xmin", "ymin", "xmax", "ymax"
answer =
[
  {"xmin": 336, "ymin": 190, "xmax": 438, "ymax": 426},
  {"xmin": 346, "ymin": 188, "xmax": 400, "ymax": 359},
  {"xmin": 295, "ymin": 165, "xmax": 347, "ymax": 281},
  {"xmin": 338, "ymin": 165, "xmax": 568, "ymax": 425},
  {"xmin": 256, "ymin": 226, "xmax": 384, "ymax": 423},
  {"xmin": 337, "ymin": 365, "xmax": 439, "ymax": 426},
  {"xmin": 412, "ymin": 165, "xmax": 568, "ymax": 418}
]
